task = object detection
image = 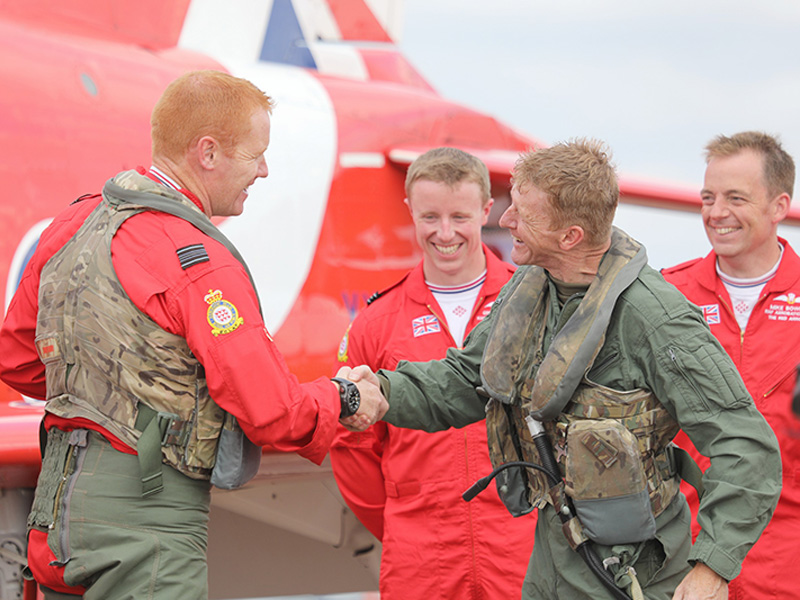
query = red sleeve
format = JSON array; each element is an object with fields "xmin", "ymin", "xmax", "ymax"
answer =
[
  {"xmin": 331, "ymin": 422, "xmax": 388, "ymax": 539},
  {"xmin": 0, "ymin": 203, "xmax": 340, "ymax": 464},
  {"xmin": 0, "ymin": 198, "xmax": 100, "ymax": 398},
  {"xmin": 0, "ymin": 267, "xmax": 47, "ymax": 398},
  {"xmin": 113, "ymin": 211, "xmax": 340, "ymax": 465},
  {"xmin": 329, "ymin": 310, "xmax": 389, "ymax": 539}
]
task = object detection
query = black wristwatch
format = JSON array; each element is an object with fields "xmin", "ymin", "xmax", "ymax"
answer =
[{"xmin": 332, "ymin": 377, "xmax": 361, "ymax": 418}]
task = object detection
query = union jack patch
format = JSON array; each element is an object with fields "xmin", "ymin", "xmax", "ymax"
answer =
[
  {"xmin": 412, "ymin": 315, "xmax": 440, "ymax": 337},
  {"xmin": 701, "ymin": 304, "xmax": 720, "ymax": 325}
]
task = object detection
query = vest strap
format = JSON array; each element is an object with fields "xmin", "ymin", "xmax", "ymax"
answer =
[
  {"xmin": 135, "ymin": 404, "xmax": 188, "ymax": 497},
  {"xmin": 531, "ymin": 228, "xmax": 647, "ymax": 420},
  {"xmin": 664, "ymin": 444, "xmax": 705, "ymax": 499},
  {"xmin": 103, "ymin": 177, "xmax": 262, "ymax": 313}
]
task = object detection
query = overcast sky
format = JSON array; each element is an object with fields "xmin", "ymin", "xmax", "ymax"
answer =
[{"xmin": 399, "ymin": 0, "xmax": 800, "ymax": 191}]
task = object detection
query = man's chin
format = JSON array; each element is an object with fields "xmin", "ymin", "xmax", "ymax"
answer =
[{"xmin": 510, "ymin": 250, "xmax": 529, "ymax": 265}]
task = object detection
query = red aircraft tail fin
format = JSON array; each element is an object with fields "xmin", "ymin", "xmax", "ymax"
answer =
[{"xmin": 178, "ymin": 0, "xmax": 434, "ymax": 91}]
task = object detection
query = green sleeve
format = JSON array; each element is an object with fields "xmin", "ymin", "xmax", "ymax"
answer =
[
  {"xmin": 621, "ymin": 289, "xmax": 781, "ymax": 581},
  {"xmin": 379, "ymin": 307, "xmax": 492, "ymax": 432}
]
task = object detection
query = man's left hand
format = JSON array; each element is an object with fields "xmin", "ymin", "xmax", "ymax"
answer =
[{"xmin": 672, "ymin": 563, "xmax": 727, "ymax": 600}]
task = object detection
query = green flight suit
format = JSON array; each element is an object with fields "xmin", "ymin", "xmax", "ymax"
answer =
[{"xmin": 379, "ymin": 245, "xmax": 781, "ymax": 600}]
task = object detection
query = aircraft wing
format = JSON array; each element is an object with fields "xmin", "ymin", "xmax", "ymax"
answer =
[
  {"xmin": 388, "ymin": 143, "xmax": 704, "ymax": 210},
  {"xmin": 388, "ymin": 145, "xmax": 536, "ymax": 188}
]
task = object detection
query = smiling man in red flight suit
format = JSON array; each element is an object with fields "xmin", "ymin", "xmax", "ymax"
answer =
[
  {"xmin": 0, "ymin": 70, "xmax": 385, "ymax": 600},
  {"xmin": 662, "ymin": 131, "xmax": 798, "ymax": 600},
  {"xmin": 331, "ymin": 147, "xmax": 536, "ymax": 599}
]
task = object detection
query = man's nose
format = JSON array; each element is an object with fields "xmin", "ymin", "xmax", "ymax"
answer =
[
  {"xmin": 706, "ymin": 197, "xmax": 729, "ymax": 219},
  {"xmin": 439, "ymin": 219, "xmax": 455, "ymax": 240},
  {"xmin": 498, "ymin": 207, "xmax": 513, "ymax": 229}
]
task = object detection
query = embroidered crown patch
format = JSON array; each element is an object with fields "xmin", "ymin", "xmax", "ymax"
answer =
[{"xmin": 205, "ymin": 289, "xmax": 243, "ymax": 336}]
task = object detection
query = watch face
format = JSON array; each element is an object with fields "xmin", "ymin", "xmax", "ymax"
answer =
[
  {"xmin": 335, "ymin": 378, "xmax": 360, "ymax": 417},
  {"xmin": 346, "ymin": 391, "xmax": 360, "ymax": 414}
]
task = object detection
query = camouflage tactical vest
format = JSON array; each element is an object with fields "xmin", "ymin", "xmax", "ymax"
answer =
[
  {"xmin": 35, "ymin": 171, "xmax": 224, "ymax": 480},
  {"xmin": 482, "ymin": 228, "xmax": 680, "ymax": 518}
]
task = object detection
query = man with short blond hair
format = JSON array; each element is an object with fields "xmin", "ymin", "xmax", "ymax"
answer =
[
  {"xmin": 404, "ymin": 145, "xmax": 492, "ymax": 202},
  {"xmin": 331, "ymin": 147, "xmax": 534, "ymax": 599},
  {"xmin": 663, "ymin": 130, "xmax": 798, "ymax": 600}
]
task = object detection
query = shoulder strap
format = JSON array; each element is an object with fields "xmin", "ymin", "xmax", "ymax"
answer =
[
  {"xmin": 530, "ymin": 228, "xmax": 647, "ymax": 420},
  {"xmin": 102, "ymin": 177, "xmax": 262, "ymax": 314},
  {"xmin": 666, "ymin": 444, "xmax": 705, "ymax": 499},
  {"xmin": 480, "ymin": 266, "xmax": 550, "ymax": 403}
]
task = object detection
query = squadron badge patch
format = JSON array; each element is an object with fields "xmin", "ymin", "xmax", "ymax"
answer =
[
  {"xmin": 337, "ymin": 323, "xmax": 351, "ymax": 363},
  {"xmin": 205, "ymin": 289, "xmax": 243, "ymax": 336}
]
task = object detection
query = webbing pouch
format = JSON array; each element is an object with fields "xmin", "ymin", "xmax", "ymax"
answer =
[
  {"xmin": 485, "ymin": 399, "xmax": 534, "ymax": 516},
  {"xmin": 210, "ymin": 413, "xmax": 261, "ymax": 490},
  {"xmin": 27, "ymin": 429, "xmax": 89, "ymax": 564},
  {"xmin": 564, "ymin": 419, "xmax": 656, "ymax": 544},
  {"xmin": 28, "ymin": 428, "xmax": 72, "ymax": 532}
]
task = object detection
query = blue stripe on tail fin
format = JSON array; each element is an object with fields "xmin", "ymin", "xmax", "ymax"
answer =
[{"xmin": 260, "ymin": 0, "xmax": 317, "ymax": 68}]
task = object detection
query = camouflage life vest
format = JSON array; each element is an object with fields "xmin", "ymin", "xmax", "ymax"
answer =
[
  {"xmin": 481, "ymin": 229, "xmax": 680, "ymax": 534},
  {"xmin": 35, "ymin": 171, "xmax": 227, "ymax": 482}
]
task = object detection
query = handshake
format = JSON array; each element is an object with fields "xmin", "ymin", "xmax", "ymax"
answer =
[{"xmin": 337, "ymin": 365, "xmax": 389, "ymax": 432}]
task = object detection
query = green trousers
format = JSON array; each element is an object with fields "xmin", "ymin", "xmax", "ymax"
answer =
[
  {"xmin": 30, "ymin": 429, "xmax": 211, "ymax": 600},
  {"xmin": 521, "ymin": 498, "xmax": 692, "ymax": 599}
]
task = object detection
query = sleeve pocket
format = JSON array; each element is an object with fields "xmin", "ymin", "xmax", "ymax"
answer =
[{"xmin": 662, "ymin": 343, "xmax": 750, "ymax": 418}]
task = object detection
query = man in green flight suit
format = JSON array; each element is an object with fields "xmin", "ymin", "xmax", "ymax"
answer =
[{"xmin": 339, "ymin": 138, "xmax": 781, "ymax": 600}]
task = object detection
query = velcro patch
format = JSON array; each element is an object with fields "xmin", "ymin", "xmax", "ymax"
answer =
[
  {"xmin": 36, "ymin": 336, "xmax": 61, "ymax": 362},
  {"xmin": 177, "ymin": 244, "xmax": 209, "ymax": 270},
  {"xmin": 580, "ymin": 431, "xmax": 620, "ymax": 469}
]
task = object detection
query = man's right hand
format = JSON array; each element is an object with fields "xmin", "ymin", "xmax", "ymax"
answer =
[{"xmin": 337, "ymin": 365, "xmax": 388, "ymax": 431}]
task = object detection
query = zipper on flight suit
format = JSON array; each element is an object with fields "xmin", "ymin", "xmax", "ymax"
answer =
[{"xmin": 428, "ymin": 293, "xmax": 486, "ymax": 587}]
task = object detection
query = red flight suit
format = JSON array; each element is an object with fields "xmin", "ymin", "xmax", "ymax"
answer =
[
  {"xmin": 331, "ymin": 246, "xmax": 537, "ymax": 600},
  {"xmin": 0, "ymin": 186, "xmax": 340, "ymax": 593},
  {"xmin": 662, "ymin": 239, "xmax": 800, "ymax": 600}
]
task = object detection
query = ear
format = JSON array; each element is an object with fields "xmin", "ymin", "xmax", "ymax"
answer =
[
  {"xmin": 481, "ymin": 197, "xmax": 494, "ymax": 226},
  {"xmin": 197, "ymin": 136, "xmax": 218, "ymax": 170},
  {"xmin": 772, "ymin": 192, "xmax": 791, "ymax": 224},
  {"xmin": 403, "ymin": 197, "xmax": 412, "ymax": 215},
  {"xmin": 559, "ymin": 225, "xmax": 585, "ymax": 250}
]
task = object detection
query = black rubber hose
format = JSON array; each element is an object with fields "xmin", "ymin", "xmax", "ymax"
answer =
[
  {"xmin": 461, "ymin": 460, "xmax": 551, "ymax": 502},
  {"xmin": 531, "ymin": 427, "xmax": 633, "ymax": 600}
]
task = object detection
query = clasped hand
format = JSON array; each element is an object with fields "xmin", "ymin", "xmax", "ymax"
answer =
[{"xmin": 337, "ymin": 365, "xmax": 388, "ymax": 431}]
